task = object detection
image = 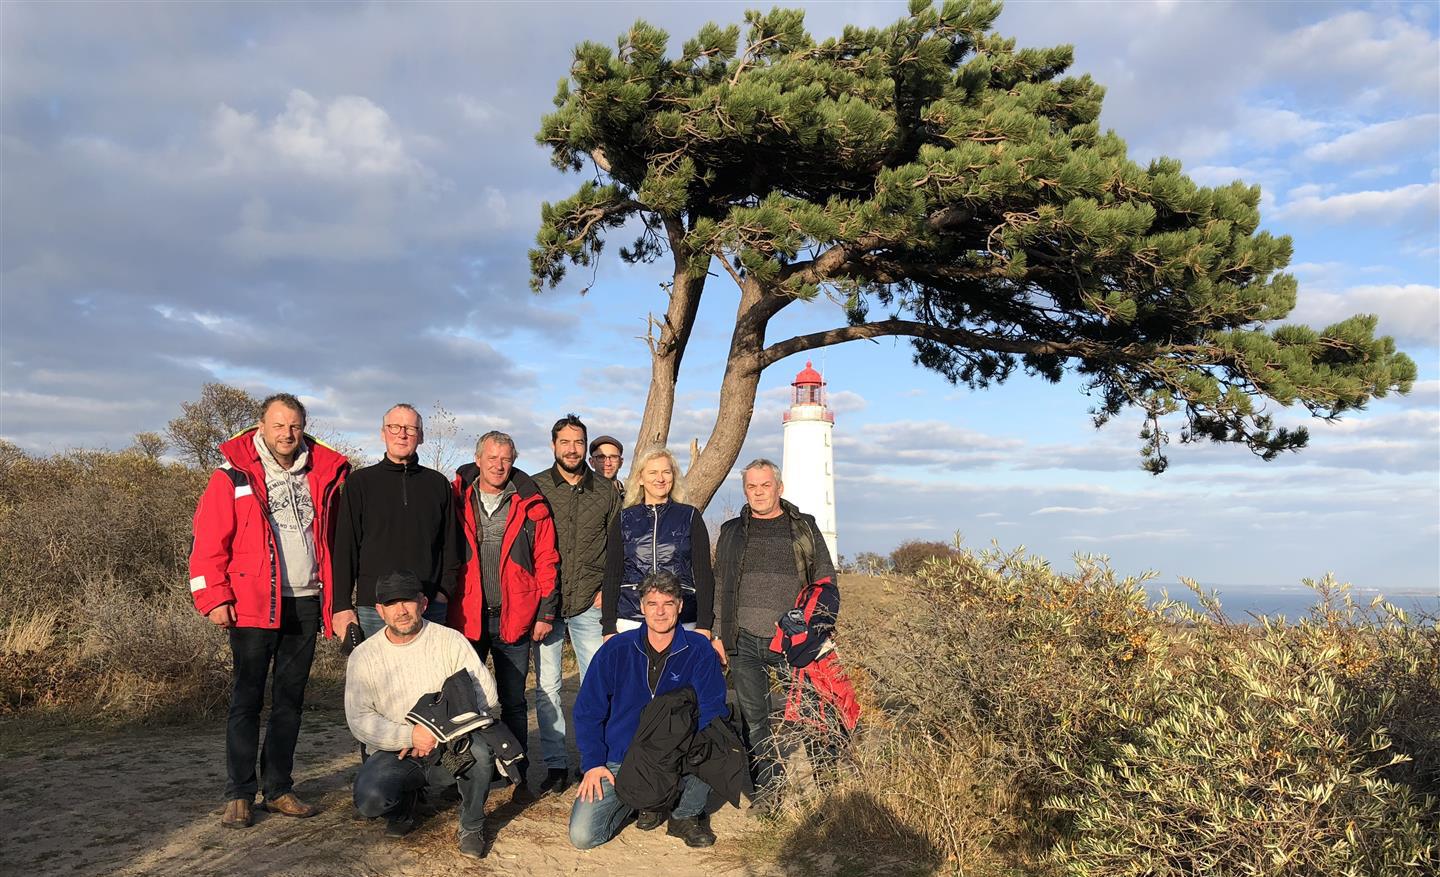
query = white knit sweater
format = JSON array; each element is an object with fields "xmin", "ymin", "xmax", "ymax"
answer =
[{"xmin": 344, "ymin": 621, "xmax": 500, "ymax": 752}]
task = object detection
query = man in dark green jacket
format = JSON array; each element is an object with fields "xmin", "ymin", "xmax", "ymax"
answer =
[
  {"xmin": 713, "ymin": 458, "xmax": 834, "ymax": 798},
  {"xmin": 531, "ymin": 414, "xmax": 623, "ymax": 794}
]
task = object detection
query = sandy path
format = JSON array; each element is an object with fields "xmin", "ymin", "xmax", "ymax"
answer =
[{"xmin": 1, "ymin": 701, "xmax": 786, "ymax": 877}]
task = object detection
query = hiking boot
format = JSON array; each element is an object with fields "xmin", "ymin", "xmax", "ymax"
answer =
[
  {"xmin": 666, "ymin": 814, "xmax": 716, "ymax": 848},
  {"xmin": 539, "ymin": 767, "xmax": 572, "ymax": 796},
  {"xmin": 221, "ymin": 798, "xmax": 253, "ymax": 829},
  {"xmin": 635, "ymin": 809, "xmax": 666, "ymax": 831},
  {"xmin": 384, "ymin": 791, "xmax": 418, "ymax": 838},
  {"xmin": 457, "ymin": 829, "xmax": 490, "ymax": 859},
  {"xmin": 264, "ymin": 792, "xmax": 318, "ymax": 818}
]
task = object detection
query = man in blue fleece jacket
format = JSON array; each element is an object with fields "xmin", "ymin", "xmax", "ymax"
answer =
[{"xmin": 569, "ymin": 571, "xmax": 728, "ymax": 849}]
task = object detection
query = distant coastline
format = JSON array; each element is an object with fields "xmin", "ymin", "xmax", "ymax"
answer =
[{"xmin": 1146, "ymin": 583, "xmax": 1440, "ymax": 621}]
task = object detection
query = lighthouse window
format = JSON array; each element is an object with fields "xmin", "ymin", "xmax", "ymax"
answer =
[{"xmin": 824, "ymin": 432, "xmax": 830, "ymax": 447}]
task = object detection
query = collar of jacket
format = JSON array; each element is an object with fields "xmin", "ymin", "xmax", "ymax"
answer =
[
  {"xmin": 624, "ymin": 624, "xmax": 692, "ymax": 657},
  {"xmin": 457, "ymin": 462, "xmax": 543, "ymax": 501},
  {"xmin": 379, "ymin": 454, "xmax": 421, "ymax": 474},
  {"xmin": 218, "ymin": 426, "xmax": 348, "ymax": 482},
  {"xmin": 545, "ymin": 461, "xmax": 597, "ymax": 492}
]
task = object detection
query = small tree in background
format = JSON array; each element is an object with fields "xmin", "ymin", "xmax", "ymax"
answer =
[
  {"xmin": 165, "ymin": 382, "xmax": 259, "ymax": 469},
  {"xmin": 424, "ymin": 401, "xmax": 463, "ymax": 476},
  {"xmin": 891, "ymin": 539, "xmax": 960, "ymax": 575},
  {"xmin": 131, "ymin": 432, "xmax": 168, "ymax": 461}
]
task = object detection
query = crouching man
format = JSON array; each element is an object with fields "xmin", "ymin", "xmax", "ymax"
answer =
[
  {"xmin": 345, "ymin": 571, "xmax": 502, "ymax": 859},
  {"xmin": 569, "ymin": 572, "xmax": 732, "ymax": 850}
]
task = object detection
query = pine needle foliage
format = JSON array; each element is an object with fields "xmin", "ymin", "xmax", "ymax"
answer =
[{"xmin": 533, "ymin": 0, "xmax": 1414, "ymax": 475}]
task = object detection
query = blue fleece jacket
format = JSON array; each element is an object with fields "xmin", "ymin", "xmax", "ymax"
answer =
[{"xmin": 573, "ymin": 627, "xmax": 728, "ymax": 772}]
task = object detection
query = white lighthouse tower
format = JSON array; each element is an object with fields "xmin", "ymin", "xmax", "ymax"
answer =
[{"xmin": 780, "ymin": 360, "xmax": 838, "ymax": 563}]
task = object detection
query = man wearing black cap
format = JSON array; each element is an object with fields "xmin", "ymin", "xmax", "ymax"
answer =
[
  {"xmin": 346, "ymin": 571, "xmax": 502, "ymax": 858},
  {"xmin": 588, "ymin": 435, "xmax": 624, "ymax": 494}
]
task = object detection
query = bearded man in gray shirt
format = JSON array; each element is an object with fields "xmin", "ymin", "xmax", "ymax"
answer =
[{"xmin": 712, "ymin": 459, "xmax": 835, "ymax": 801}]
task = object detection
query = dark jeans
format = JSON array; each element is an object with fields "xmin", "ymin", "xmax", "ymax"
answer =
[
  {"xmin": 730, "ymin": 629, "xmax": 791, "ymax": 792},
  {"xmin": 353, "ymin": 735, "xmax": 493, "ymax": 836},
  {"xmin": 473, "ymin": 613, "xmax": 532, "ymax": 761},
  {"xmin": 225, "ymin": 595, "xmax": 320, "ymax": 801}
]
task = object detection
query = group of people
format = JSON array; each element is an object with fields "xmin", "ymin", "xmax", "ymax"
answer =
[{"xmin": 188, "ymin": 393, "xmax": 843, "ymax": 859}]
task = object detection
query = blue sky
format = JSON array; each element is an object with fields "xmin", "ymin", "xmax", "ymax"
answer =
[{"xmin": 2, "ymin": 1, "xmax": 1436, "ymax": 595}]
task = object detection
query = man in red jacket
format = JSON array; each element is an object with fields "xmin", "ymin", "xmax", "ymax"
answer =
[
  {"xmin": 448, "ymin": 430, "xmax": 560, "ymax": 791},
  {"xmin": 188, "ymin": 393, "xmax": 350, "ymax": 829}
]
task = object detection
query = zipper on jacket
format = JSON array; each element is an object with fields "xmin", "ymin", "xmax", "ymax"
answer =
[
  {"xmin": 402, "ymin": 465, "xmax": 409, "ymax": 507},
  {"xmin": 650, "ymin": 504, "xmax": 660, "ymax": 573},
  {"xmin": 644, "ymin": 637, "xmax": 687, "ymax": 699}
]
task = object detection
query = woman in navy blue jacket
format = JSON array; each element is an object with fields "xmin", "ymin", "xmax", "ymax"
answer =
[{"xmin": 601, "ymin": 447, "xmax": 715, "ymax": 642}]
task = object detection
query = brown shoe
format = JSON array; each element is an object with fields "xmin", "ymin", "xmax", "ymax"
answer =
[
  {"xmin": 264, "ymin": 792, "xmax": 318, "ymax": 818},
  {"xmin": 221, "ymin": 798, "xmax": 253, "ymax": 829}
]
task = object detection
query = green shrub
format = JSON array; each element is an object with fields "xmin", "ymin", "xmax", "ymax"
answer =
[
  {"xmin": 889, "ymin": 539, "xmax": 962, "ymax": 575},
  {"xmin": 798, "ymin": 549, "xmax": 1438, "ymax": 875}
]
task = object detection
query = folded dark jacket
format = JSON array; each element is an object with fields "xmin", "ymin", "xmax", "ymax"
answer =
[
  {"xmin": 405, "ymin": 669, "xmax": 526, "ymax": 784},
  {"xmin": 616, "ymin": 687, "xmax": 753, "ymax": 811}
]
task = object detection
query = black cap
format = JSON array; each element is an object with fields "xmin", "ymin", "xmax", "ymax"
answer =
[
  {"xmin": 374, "ymin": 570, "xmax": 424, "ymax": 605},
  {"xmin": 589, "ymin": 435, "xmax": 623, "ymax": 455}
]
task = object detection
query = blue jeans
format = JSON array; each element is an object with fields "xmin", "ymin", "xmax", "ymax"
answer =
[
  {"xmin": 353, "ymin": 735, "xmax": 492, "ymax": 836},
  {"xmin": 356, "ymin": 597, "xmax": 449, "ymax": 638},
  {"xmin": 225, "ymin": 595, "xmax": 319, "ymax": 801},
  {"xmin": 568, "ymin": 761, "xmax": 711, "ymax": 850},
  {"xmin": 532, "ymin": 605, "xmax": 605, "ymax": 769},
  {"xmin": 730, "ymin": 629, "xmax": 791, "ymax": 792},
  {"xmin": 473, "ymin": 614, "xmax": 532, "ymax": 761}
]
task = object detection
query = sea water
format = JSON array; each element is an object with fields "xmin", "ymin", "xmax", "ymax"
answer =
[{"xmin": 1145, "ymin": 583, "xmax": 1440, "ymax": 623}]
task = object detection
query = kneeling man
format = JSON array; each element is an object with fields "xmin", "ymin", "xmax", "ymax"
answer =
[
  {"xmin": 346, "ymin": 571, "xmax": 502, "ymax": 859},
  {"xmin": 570, "ymin": 571, "xmax": 729, "ymax": 849}
]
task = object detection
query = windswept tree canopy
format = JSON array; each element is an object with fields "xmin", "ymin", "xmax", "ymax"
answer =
[{"xmin": 532, "ymin": 0, "xmax": 1414, "ymax": 505}]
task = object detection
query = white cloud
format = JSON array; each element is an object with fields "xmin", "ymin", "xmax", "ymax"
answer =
[
  {"xmin": 210, "ymin": 89, "xmax": 426, "ymax": 180},
  {"xmin": 1267, "ymin": 10, "xmax": 1440, "ymax": 106},
  {"xmin": 1287, "ymin": 283, "xmax": 1440, "ymax": 347},
  {"xmin": 1305, "ymin": 115, "xmax": 1440, "ymax": 164},
  {"xmin": 449, "ymin": 94, "xmax": 498, "ymax": 127},
  {"xmin": 1237, "ymin": 106, "xmax": 1328, "ymax": 149},
  {"xmin": 1277, "ymin": 182, "xmax": 1439, "ymax": 224},
  {"xmin": 1033, "ymin": 505, "xmax": 1116, "ymax": 516}
]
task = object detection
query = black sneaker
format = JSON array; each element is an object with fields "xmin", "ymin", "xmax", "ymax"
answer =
[
  {"xmin": 666, "ymin": 815, "xmax": 716, "ymax": 848},
  {"xmin": 457, "ymin": 829, "xmax": 490, "ymax": 859},
  {"xmin": 539, "ymin": 767, "xmax": 572, "ymax": 796},
  {"xmin": 635, "ymin": 809, "xmax": 666, "ymax": 831}
]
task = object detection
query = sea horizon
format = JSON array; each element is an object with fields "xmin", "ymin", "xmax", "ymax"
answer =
[{"xmin": 1145, "ymin": 581, "xmax": 1440, "ymax": 621}]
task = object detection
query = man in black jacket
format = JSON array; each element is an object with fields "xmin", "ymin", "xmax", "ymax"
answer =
[
  {"xmin": 532, "ymin": 414, "xmax": 621, "ymax": 795},
  {"xmin": 713, "ymin": 458, "xmax": 835, "ymax": 799},
  {"xmin": 331, "ymin": 403, "xmax": 459, "ymax": 637}
]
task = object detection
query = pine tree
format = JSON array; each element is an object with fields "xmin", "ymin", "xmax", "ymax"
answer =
[{"xmin": 532, "ymin": 0, "xmax": 1415, "ymax": 509}]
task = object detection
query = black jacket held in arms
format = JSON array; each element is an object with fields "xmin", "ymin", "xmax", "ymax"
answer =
[
  {"xmin": 714, "ymin": 498, "xmax": 835, "ymax": 654},
  {"xmin": 614, "ymin": 686, "xmax": 753, "ymax": 812},
  {"xmin": 405, "ymin": 669, "xmax": 526, "ymax": 784}
]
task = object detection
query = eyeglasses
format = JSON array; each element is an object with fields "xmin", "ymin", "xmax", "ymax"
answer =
[
  {"xmin": 384, "ymin": 424, "xmax": 420, "ymax": 436},
  {"xmin": 592, "ymin": 454, "xmax": 621, "ymax": 462}
]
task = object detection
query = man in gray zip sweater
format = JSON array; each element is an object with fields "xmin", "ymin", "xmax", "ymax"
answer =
[{"xmin": 532, "ymin": 414, "xmax": 622, "ymax": 795}]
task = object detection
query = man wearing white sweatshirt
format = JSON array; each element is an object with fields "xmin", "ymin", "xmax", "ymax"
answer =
[{"xmin": 345, "ymin": 571, "xmax": 502, "ymax": 859}]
